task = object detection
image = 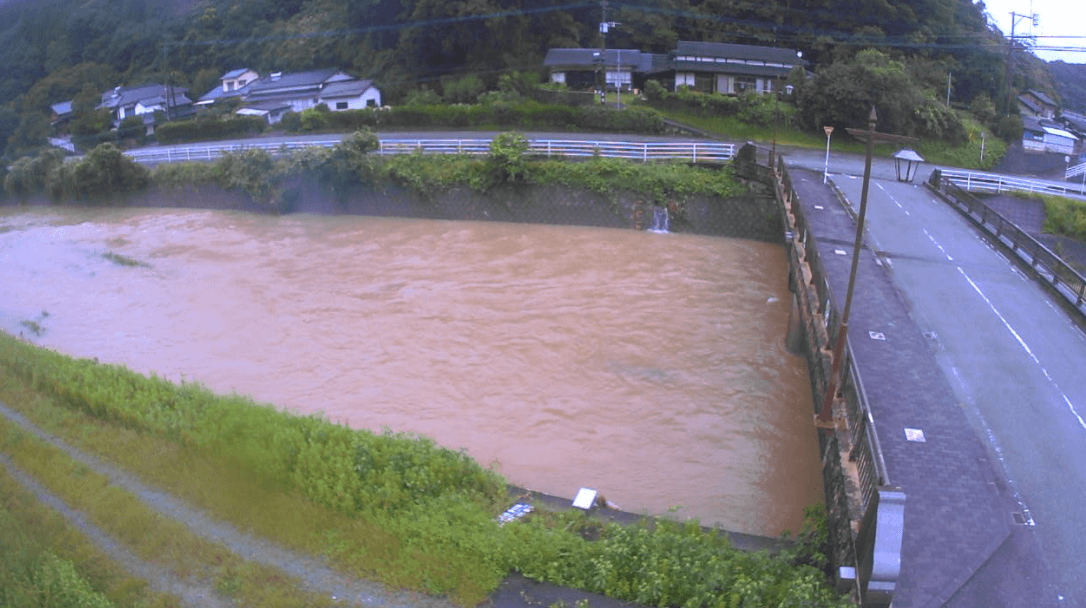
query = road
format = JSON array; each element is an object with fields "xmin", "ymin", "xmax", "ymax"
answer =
[{"xmin": 805, "ymin": 153, "xmax": 1086, "ymax": 605}]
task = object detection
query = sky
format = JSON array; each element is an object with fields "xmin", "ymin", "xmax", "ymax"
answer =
[{"xmin": 981, "ymin": 0, "xmax": 1086, "ymax": 64}]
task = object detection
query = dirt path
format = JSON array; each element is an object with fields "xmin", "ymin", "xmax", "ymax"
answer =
[{"xmin": 0, "ymin": 400, "xmax": 457, "ymax": 608}]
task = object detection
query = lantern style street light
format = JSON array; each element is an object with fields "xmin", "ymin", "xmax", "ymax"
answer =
[{"xmin": 892, "ymin": 149, "xmax": 925, "ymax": 182}]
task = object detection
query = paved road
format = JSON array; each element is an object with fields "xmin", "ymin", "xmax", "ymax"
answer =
[{"xmin": 801, "ymin": 154, "xmax": 1086, "ymax": 606}]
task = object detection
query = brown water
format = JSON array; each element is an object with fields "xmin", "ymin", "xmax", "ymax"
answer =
[{"xmin": 0, "ymin": 207, "xmax": 822, "ymax": 536}]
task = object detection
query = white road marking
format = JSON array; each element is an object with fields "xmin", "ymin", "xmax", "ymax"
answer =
[{"xmin": 957, "ymin": 266, "xmax": 1086, "ymax": 432}]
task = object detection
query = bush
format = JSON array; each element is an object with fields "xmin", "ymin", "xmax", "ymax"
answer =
[
  {"xmin": 487, "ymin": 132, "xmax": 530, "ymax": 185},
  {"xmin": 155, "ymin": 115, "xmax": 267, "ymax": 144},
  {"xmin": 68, "ymin": 143, "xmax": 150, "ymax": 201},
  {"xmin": 3, "ymin": 149, "xmax": 66, "ymax": 200}
]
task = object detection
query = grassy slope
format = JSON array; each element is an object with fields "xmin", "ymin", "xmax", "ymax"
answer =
[{"xmin": 0, "ymin": 331, "xmax": 851, "ymax": 608}]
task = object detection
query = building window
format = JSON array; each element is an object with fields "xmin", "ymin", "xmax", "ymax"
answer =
[
  {"xmin": 336, "ymin": 101, "xmax": 348, "ymax": 110},
  {"xmin": 366, "ymin": 99, "xmax": 377, "ymax": 108}
]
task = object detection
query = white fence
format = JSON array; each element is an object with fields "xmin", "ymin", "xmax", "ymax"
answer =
[
  {"xmin": 123, "ymin": 138, "xmax": 735, "ymax": 165},
  {"xmin": 1067, "ymin": 161, "xmax": 1086, "ymax": 180},
  {"xmin": 940, "ymin": 169, "xmax": 1086, "ymax": 198}
]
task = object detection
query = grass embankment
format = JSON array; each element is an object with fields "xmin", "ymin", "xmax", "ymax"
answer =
[
  {"xmin": 0, "ymin": 332, "xmax": 851, "ymax": 608},
  {"xmin": 1040, "ymin": 193, "xmax": 1086, "ymax": 242},
  {"xmin": 654, "ymin": 108, "xmax": 1006, "ymax": 171}
]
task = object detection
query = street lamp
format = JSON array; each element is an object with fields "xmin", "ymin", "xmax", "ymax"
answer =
[
  {"xmin": 823, "ymin": 125, "xmax": 834, "ymax": 184},
  {"xmin": 892, "ymin": 149, "xmax": 925, "ymax": 182}
]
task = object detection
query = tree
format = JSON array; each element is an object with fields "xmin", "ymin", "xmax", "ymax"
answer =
[{"xmin": 797, "ymin": 49, "xmax": 965, "ymax": 142}]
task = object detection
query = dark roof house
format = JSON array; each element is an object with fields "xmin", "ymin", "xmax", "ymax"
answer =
[
  {"xmin": 97, "ymin": 84, "xmax": 193, "ymax": 124},
  {"xmin": 543, "ymin": 41, "xmax": 807, "ymax": 94}
]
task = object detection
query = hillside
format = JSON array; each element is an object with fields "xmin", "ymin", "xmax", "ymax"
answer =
[{"xmin": 1048, "ymin": 60, "xmax": 1086, "ymax": 114}]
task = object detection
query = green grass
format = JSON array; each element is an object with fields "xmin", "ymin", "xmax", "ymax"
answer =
[
  {"xmin": 654, "ymin": 108, "xmax": 1007, "ymax": 170},
  {"xmin": 1039, "ymin": 193, "xmax": 1086, "ymax": 241},
  {"xmin": 0, "ymin": 331, "xmax": 851, "ymax": 608},
  {"xmin": 0, "ymin": 412, "xmax": 337, "ymax": 608},
  {"xmin": 0, "ymin": 465, "xmax": 178, "ymax": 608}
]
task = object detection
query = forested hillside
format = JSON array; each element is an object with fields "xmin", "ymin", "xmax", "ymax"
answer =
[
  {"xmin": 0, "ymin": 0, "xmax": 1073, "ymax": 158},
  {"xmin": 1048, "ymin": 61, "xmax": 1086, "ymax": 114}
]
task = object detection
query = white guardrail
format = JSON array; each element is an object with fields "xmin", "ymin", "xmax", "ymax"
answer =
[
  {"xmin": 941, "ymin": 169, "xmax": 1086, "ymax": 198},
  {"xmin": 122, "ymin": 138, "xmax": 735, "ymax": 165},
  {"xmin": 1067, "ymin": 161, "xmax": 1086, "ymax": 180}
]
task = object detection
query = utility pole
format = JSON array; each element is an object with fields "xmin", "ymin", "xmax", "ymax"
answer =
[
  {"xmin": 598, "ymin": 0, "xmax": 608, "ymax": 104},
  {"xmin": 1003, "ymin": 11, "xmax": 1037, "ymax": 116}
]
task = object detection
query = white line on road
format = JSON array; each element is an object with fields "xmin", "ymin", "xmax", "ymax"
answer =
[
  {"xmin": 957, "ymin": 266, "xmax": 1086, "ymax": 432},
  {"xmin": 921, "ymin": 228, "xmax": 954, "ymax": 262}
]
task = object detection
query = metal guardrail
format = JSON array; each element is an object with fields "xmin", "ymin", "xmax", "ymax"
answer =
[
  {"xmin": 929, "ymin": 171, "xmax": 1086, "ymax": 314},
  {"xmin": 941, "ymin": 169, "xmax": 1086, "ymax": 198},
  {"xmin": 1067, "ymin": 161, "xmax": 1086, "ymax": 180},
  {"xmin": 123, "ymin": 138, "xmax": 735, "ymax": 165}
]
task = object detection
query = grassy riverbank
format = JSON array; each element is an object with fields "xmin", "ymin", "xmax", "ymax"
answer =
[{"xmin": 0, "ymin": 332, "xmax": 851, "ymax": 608}]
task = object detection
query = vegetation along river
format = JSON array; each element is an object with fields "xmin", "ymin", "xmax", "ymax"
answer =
[{"xmin": 0, "ymin": 206, "xmax": 822, "ymax": 537}]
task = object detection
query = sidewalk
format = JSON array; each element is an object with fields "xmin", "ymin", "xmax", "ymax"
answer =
[{"xmin": 786, "ymin": 167, "xmax": 1020, "ymax": 607}]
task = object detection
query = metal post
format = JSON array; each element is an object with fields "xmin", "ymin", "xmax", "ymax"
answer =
[
  {"xmin": 823, "ymin": 126, "xmax": 834, "ymax": 184},
  {"xmin": 817, "ymin": 108, "xmax": 877, "ymax": 424}
]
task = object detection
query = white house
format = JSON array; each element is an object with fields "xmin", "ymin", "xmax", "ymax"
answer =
[
  {"xmin": 320, "ymin": 79, "xmax": 381, "ymax": 109},
  {"xmin": 98, "ymin": 84, "xmax": 193, "ymax": 124}
]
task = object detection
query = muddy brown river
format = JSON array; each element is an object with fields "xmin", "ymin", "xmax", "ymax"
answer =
[{"xmin": 0, "ymin": 207, "xmax": 822, "ymax": 536}]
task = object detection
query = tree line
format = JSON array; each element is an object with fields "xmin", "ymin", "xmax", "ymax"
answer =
[{"xmin": 0, "ymin": 0, "xmax": 1060, "ymax": 160}]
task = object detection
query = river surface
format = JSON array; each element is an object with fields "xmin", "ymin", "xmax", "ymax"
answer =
[{"xmin": 0, "ymin": 207, "xmax": 822, "ymax": 536}]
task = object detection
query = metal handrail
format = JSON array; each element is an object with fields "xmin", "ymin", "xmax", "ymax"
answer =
[
  {"xmin": 930, "ymin": 173, "xmax": 1086, "ymax": 312},
  {"xmin": 941, "ymin": 169, "xmax": 1086, "ymax": 198},
  {"xmin": 123, "ymin": 138, "xmax": 735, "ymax": 165},
  {"xmin": 1067, "ymin": 161, "xmax": 1086, "ymax": 180}
]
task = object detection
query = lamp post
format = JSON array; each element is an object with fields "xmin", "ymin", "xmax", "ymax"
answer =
[
  {"xmin": 816, "ymin": 107, "xmax": 918, "ymax": 426},
  {"xmin": 823, "ymin": 125, "xmax": 834, "ymax": 184},
  {"xmin": 980, "ymin": 131, "xmax": 986, "ymax": 164}
]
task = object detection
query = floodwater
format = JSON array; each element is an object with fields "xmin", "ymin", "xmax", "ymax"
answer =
[{"xmin": 0, "ymin": 207, "xmax": 822, "ymax": 536}]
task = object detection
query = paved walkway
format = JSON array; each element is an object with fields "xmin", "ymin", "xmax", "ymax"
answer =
[{"xmin": 785, "ymin": 167, "xmax": 1042, "ymax": 608}]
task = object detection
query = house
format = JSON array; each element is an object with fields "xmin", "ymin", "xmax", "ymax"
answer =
[
  {"xmin": 1020, "ymin": 89, "xmax": 1058, "ymax": 119},
  {"xmin": 50, "ymin": 101, "xmax": 73, "ymax": 126},
  {"xmin": 196, "ymin": 67, "xmax": 383, "ymax": 122},
  {"xmin": 543, "ymin": 48, "xmax": 646, "ymax": 91},
  {"xmin": 242, "ymin": 68, "xmax": 355, "ymax": 113},
  {"xmin": 1059, "ymin": 110, "xmax": 1086, "ymax": 138},
  {"xmin": 320, "ymin": 79, "xmax": 381, "ymax": 109},
  {"xmin": 98, "ymin": 84, "xmax": 194, "ymax": 125},
  {"xmin": 543, "ymin": 41, "xmax": 806, "ymax": 95},
  {"xmin": 196, "ymin": 68, "xmax": 260, "ymax": 106},
  {"xmin": 668, "ymin": 41, "xmax": 806, "ymax": 94},
  {"xmin": 1022, "ymin": 115, "xmax": 1077, "ymax": 155}
]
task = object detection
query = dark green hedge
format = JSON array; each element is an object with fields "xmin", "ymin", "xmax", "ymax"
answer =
[
  {"xmin": 280, "ymin": 102, "xmax": 667, "ymax": 135},
  {"xmin": 156, "ymin": 116, "xmax": 267, "ymax": 144}
]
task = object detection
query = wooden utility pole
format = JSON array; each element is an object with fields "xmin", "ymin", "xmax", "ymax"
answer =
[{"xmin": 815, "ymin": 107, "xmax": 918, "ymax": 425}]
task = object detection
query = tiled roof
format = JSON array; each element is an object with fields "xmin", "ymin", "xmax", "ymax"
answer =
[
  {"xmin": 544, "ymin": 48, "xmax": 643, "ymax": 68},
  {"xmin": 99, "ymin": 84, "xmax": 190, "ymax": 110},
  {"xmin": 321, "ymin": 79, "xmax": 376, "ymax": 98},
  {"xmin": 674, "ymin": 41, "xmax": 807, "ymax": 66},
  {"xmin": 248, "ymin": 68, "xmax": 348, "ymax": 94},
  {"xmin": 222, "ymin": 68, "xmax": 252, "ymax": 79}
]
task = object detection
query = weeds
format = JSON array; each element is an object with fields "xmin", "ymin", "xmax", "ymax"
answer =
[
  {"xmin": 101, "ymin": 252, "xmax": 149, "ymax": 268},
  {"xmin": 0, "ymin": 331, "xmax": 849, "ymax": 608}
]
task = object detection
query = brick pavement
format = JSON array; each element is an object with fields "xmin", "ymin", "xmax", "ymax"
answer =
[{"xmin": 786, "ymin": 168, "xmax": 1020, "ymax": 608}]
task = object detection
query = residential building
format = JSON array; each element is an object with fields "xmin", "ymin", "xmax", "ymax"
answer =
[
  {"xmin": 543, "ymin": 40, "xmax": 807, "ymax": 95},
  {"xmin": 98, "ymin": 84, "xmax": 193, "ymax": 124},
  {"xmin": 1022, "ymin": 115, "xmax": 1078, "ymax": 155},
  {"xmin": 196, "ymin": 68, "xmax": 382, "ymax": 121}
]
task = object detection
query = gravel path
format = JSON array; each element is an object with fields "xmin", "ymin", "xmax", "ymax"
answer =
[{"xmin": 0, "ymin": 400, "xmax": 457, "ymax": 608}]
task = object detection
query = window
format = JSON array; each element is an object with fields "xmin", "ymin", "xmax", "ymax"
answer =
[{"xmin": 336, "ymin": 101, "xmax": 348, "ymax": 110}]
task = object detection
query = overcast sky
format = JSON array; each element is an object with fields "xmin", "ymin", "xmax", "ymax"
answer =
[{"xmin": 982, "ymin": 0, "xmax": 1086, "ymax": 64}]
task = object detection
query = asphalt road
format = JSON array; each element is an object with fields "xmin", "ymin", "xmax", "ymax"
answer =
[{"xmin": 822, "ymin": 165, "xmax": 1086, "ymax": 606}]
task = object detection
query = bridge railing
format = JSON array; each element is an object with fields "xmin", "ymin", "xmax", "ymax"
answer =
[
  {"xmin": 123, "ymin": 138, "xmax": 735, "ymax": 165},
  {"xmin": 941, "ymin": 168, "xmax": 1086, "ymax": 198},
  {"xmin": 929, "ymin": 170, "xmax": 1086, "ymax": 314},
  {"xmin": 1067, "ymin": 161, "xmax": 1086, "ymax": 181},
  {"xmin": 776, "ymin": 157, "xmax": 899, "ymax": 606}
]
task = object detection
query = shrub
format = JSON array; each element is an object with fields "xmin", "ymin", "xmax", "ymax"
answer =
[
  {"xmin": 3, "ymin": 149, "xmax": 67, "ymax": 200},
  {"xmin": 68, "ymin": 143, "xmax": 150, "ymax": 202},
  {"xmin": 155, "ymin": 115, "xmax": 267, "ymax": 144},
  {"xmin": 217, "ymin": 148, "xmax": 277, "ymax": 205},
  {"xmin": 487, "ymin": 132, "xmax": 530, "ymax": 185}
]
